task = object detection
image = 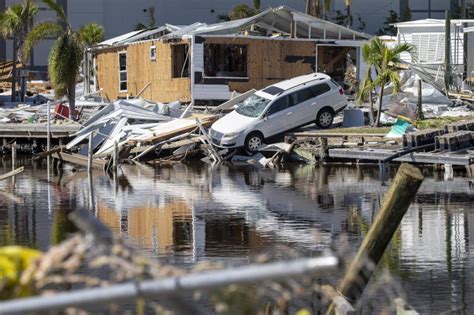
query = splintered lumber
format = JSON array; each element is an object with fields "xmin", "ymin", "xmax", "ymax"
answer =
[
  {"xmin": 51, "ymin": 152, "xmax": 106, "ymax": 169},
  {"xmin": 435, "ymin": 130, "xmax": 474, "ymax": 151},
  {"xmin": 403, "ymin": 128, "xmax": 445, "ymax": 149},
  {"xmin": 329, "ymin": 164, "xmax": 423, "ymax": 311},
  {"xmin": 444, "ymin": 119, "xmax": 474, "ymax": 133},
  {"xmin": 0, "ymin": 167, "xmax": 24, "ymax": 181},
  {"xmin": 129, "ymin": 116, "xmax": 218, "ymax": 146},
  {"xmin": 32, "ymin": 146, "xmax": 65, "ymax": 160}
]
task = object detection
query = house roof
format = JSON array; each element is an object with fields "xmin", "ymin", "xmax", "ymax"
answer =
[
  {"xmin": 394, "ymin": 18, "xmax": 474, "ymax": 28},
  {"xmin": 95, "ymin": 6, "xmax": 369, "ymax": 50},
  {"xmin": 96, "ymin": 24, "xmax": 182, "ymax": 47},
  {"xmin": 161, "ymin": 6, "xmax": 370, "ymax": 41}
]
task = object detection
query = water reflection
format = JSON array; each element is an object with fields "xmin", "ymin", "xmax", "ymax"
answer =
[{"xmin": 0, "ymin": 158, "xmax": 473, "ymax": 313}]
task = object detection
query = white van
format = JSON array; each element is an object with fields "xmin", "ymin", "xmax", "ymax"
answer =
[{"xmin": 210, "ymin": 73, "xmax": 347, "ymax": 152}]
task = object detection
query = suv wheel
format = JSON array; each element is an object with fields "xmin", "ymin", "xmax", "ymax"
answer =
[
  {"xmin": 244, "ymin": 132, "xmax": 263, "ymax": 153},
  {"xmin": 316, "ymin": 108, "xmax": 334, "ymax": 129}
]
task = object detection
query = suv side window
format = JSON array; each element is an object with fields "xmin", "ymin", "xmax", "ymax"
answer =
[
  {"xmin": 289, "ymin": 87, "xmax": 314, "ymax": 107},
  {"xmin": 267, "ymin": 95, "xmax": 290, "ymax": 116},
  {"xmin": 309, "ymin": 83, "xmax": 331, "ymax": 97}
]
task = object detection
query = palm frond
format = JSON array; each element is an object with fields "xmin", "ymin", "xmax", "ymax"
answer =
[
  {"xmin": 42, "ymin": 0, "xmax": 68, "ymax": 25},
  {"xmin": 48, "ymin": 32, "xmax": 83, "ymax": 99},
  {"xmin": 0, "ymin": 4, "xmax": 23, "ymax": 38},
  {"xmin": 78, "ymin": 23, "xmax": 104, "ymax": 47},
  {"xmin": 23, "ymin": 21, "xmax": 62, "ymax": 59}
]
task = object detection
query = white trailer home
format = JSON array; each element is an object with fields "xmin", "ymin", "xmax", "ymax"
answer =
[{"xmin": 395, "ymin": 19, "xmax": 474, "ymax": 82}]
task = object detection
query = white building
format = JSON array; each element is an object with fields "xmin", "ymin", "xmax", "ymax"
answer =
[{"xmin": 395, "ymin": 18, "xmax": 474, "ymax": 80}]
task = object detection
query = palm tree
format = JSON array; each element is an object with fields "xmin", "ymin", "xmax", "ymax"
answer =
[
  {"xmin": 306, "ymin": 0, "xmax": 320, "ymax": 18},
  {"xmin": 344, "ymin": 0, "xmax": 353, "ymax": 27},
  {"xmin": 23, "ymin": 0, "xmax": 104, "ymax": 120},
  {"xmin": 356, "ymin": 38, "xmax": 415, "ymax": 126},
  {"xmin": 78, "ymin": 23, "xmax": 104, "ymax": 47},
  {"xmin": 322, "ymin": 0, "xmax": 331, "ymax": 19},
  {"xmin": 0, "ymin": 1, "xmax": 37, "ymax": 102}
]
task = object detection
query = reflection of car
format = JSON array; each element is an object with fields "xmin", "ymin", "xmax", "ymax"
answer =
[{"xmin": 210, "ymin": 73, "xmax": 348, "ymax": 152}]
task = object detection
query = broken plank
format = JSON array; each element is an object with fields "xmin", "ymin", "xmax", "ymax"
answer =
[
  {"xmin": 32, "ymin": 146, "xmax": 65, "ymax": 160},
  {"xmin": 0, "ymin": 167, "xmax": 24, "ymax": 181},
  {"xmin": 52, "ymin": 152, "xmax": 107, "ymax": 169},
  {"xmin": 129, "ymin": 116, "xmax": 218, "ymax": 145}
]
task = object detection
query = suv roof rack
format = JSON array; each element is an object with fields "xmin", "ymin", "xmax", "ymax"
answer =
[{"xmin": 276, "ymin": 77, "xmax": 326, "ymax": 96}]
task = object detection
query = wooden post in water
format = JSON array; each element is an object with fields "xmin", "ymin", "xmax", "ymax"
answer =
[
  {"xmin": 11, "ymin": 142, "xmax": 16, "ymax": 186},
  {"xmin": 319, "ymin": 137, "xmax": 328, "ymax": 162},
  {"xmin": 11, "ymin": 142, "xmax": 15, "ymax": 172},
  {"xmin": 87, "ymin": 133, "xmax": 93, "ymax": 174},
  {"xmin": 114, "ymin": 141, "xmax": 119, "ymax": 175},
  {"xmin": 328, "ymin": 164, "xmax": 423, "ymax": 313}
]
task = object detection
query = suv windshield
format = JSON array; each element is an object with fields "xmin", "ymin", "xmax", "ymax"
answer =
[{"xmin": 236, "ymin": 94, "xmax": 270, "ymax": 118}]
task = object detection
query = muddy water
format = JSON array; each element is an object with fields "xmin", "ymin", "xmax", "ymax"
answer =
[{"xmin": 1, "ymin": 156, "xmax": 473, "ymax": 313}]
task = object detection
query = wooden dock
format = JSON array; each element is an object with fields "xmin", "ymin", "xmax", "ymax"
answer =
[
  {"xmin": 287, "ymin": 119, "xmax": 474, "ymax": 167},
  {"xmin": 0, "ymin": 123, "xmax": 80, "ymax": 139},
  {"xmin": 328, "ymin": 147, "xmax": 472, "ymax": 165}
]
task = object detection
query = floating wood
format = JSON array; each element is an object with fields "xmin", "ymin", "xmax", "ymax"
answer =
[
  {"xmin": 0, "ymin": 167, "xmax": 24, "ymax": 181},
  {"xmin": 51, "ymin": 152, "xmax": 107, "ymax": 169}
]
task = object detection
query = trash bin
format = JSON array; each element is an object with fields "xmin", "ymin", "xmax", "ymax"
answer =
[{"xmin": 342, "ymin": 108, "xmax": 365, "ymax": 128}]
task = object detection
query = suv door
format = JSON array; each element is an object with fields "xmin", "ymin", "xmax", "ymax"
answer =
[
  {"xmin": 302, "ymin": 82, "xmax": 332, "ymax": 125},
  {"xmin": 258, "ymin": 95, "xmax": 293, "ymax": 137},
  {"xmin": 288, "ymin": 86, "xmax": 320, "ymax": 127}
]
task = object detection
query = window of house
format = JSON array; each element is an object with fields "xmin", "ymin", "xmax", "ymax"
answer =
[
  {"xmin": 118, "ymin": 52, "xmax": 127, "ymax": 92},
  {"xmin": 172, "ymin": 44, "xmax": 190, "ymax": 78},
  {"xmin": 150, "ymin": 46, "xmax": 157, "ymax": 61},
  {"xmin": 204, "ymin": 44, "xmax": 248, "ymax": 78}
]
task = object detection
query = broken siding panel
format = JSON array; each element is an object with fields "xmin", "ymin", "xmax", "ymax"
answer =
[
  {"xmin": 193, "ymin": 43, "xmax": 204, "ymax": 72},
  {"xmin": 95, "ymin": 39, "xmax": 191, "ymax": 103},
  {"xmin": 96, "ymin": 47, "xmax": 121, "ymax": 100}
]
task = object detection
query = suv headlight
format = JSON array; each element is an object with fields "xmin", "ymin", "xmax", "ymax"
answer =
[{"xmin": 223, "ymin": 132, "xmax": 239, "ymax": 139}]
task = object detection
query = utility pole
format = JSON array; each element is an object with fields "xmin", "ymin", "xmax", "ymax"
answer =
[
  {"xmin": 461, "ymin": 0, "xmax": 467, "ymax": 18},
  {"xmin": 444, "ymin": 10, "xmax": 451, "ymax": 94}
]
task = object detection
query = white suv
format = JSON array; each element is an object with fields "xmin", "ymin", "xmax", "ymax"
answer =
[{"xmin": 210, "ymin": 73, "xmax": 347, "ymax": 152}]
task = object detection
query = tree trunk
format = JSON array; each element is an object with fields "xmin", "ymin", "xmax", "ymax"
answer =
[
  {"xmin": 20, "ymin": 0, "xmax": 30, "ymax": 103},
  {"xmin": 346, "ymin": 4, "xmax": 351, "ymax": 27},
  {"xmin": 11, "ymin": 36, "xmax": 17, "ymax": 102},
  {"xmin": 375, "ymin": 81, "xmax": 385, "ymax": 127},
  {"xmin": 68, "ymin": 81, "xmax": 76, "ymax": 120},
  {"xmin": 369, "ymin": 89, "xmax": 374, "ymax": 126}
]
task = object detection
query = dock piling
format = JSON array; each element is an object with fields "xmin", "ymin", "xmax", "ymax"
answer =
[
  {"xmin": 329, "ymin": 163, "xmax": 424, "ymax": 312},
  {"xmin": 88, "ymin": 134, "xmax": 93, "ymax": 175},
  {"xmin": 114, "ymin": 141, "xmax": 119, "ymax": 175}
]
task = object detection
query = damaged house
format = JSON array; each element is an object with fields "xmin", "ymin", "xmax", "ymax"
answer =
[
  {"xmin": 395, "ymin": 18, "xmax": 474, "ymax": 88},
  {"xmin": 88, "ymin": 6, "xmax": 370, "ymax": 104}
]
